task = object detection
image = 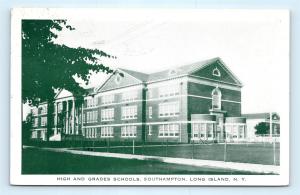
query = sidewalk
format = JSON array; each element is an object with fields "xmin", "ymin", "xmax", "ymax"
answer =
[{"xmin": 24, "ymin": 145, "xmax": 279, "ymax": 174}]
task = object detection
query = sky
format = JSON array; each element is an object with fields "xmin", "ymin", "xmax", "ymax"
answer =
[{"xmin": 23, "ymin": 9, "xmax": 289, "ymax": 118}]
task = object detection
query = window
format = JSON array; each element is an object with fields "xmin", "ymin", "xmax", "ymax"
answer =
[
  {"xmin": 225, "ymin": 125, "xmax": 232, "ymax": 139},
  {"xmin": 192, "ymin": 123, "xmax": 215, "ymax": 139},
  {"xmin": 274, "ymin": 124, "xmax": 280, "ymax": 135},
  {"xmin": 212, "ymin": 87, "xmax": 222, "ymax": 109},
  {"xmin": 84, "ymin": 128, "xmax": 98, "ymax": 138},
  {"xmin": 101, "ymin": 126, "xmax": 114, "ymax": 137},
  {"xmin": 192, "ymin": 123, "xmax": 206, "ymax": 138},
  {"xmin": 149, "ymin": 106, "xmax": 152, "ymax": 118},
  {"xmin": 32, "ymin": 118, "xmax": 38, "ymax": 127},
  {"xmin": 192, "ymin": 123, "xmax": 199, "ymax": 138},
  {"xmin": 40, "ymin": 105, "xmax": 47, "ymax": 114},
  {"xmin": 207, "ymin": 123, "xmax": 214, "ymax": 138},
  {"xmin": 159, "ymin": 85, "xmax": 180, "ymax": 98},
  {"xmin": 121, "ymin": 126, "xmax": 137, "ymax": 137},
  {"xmin": 32, "ymin": 108, "xmax": 38, "ymax": 116},
  {"xmin": 87, "ymin": 97, "xmax": 98, "ymax": 108},
  {"xmin": 212, "ymin": 68, "xmax": 221, "ymax": 77},
  {"xmin": 159, "ymin": 102, "xmax": 179, "ymax": 117},
  {"xmin": 200, "ymin": 123, "xmax": 206, "ymax": 138},
  {"xmin": 232, "ymin": 125, "xmax": 238, "ymax": 138},
  {"xmin": 86, "ymin": 110, "xmax": 98, "ymax": 123},
  {"xmin": 82, "ymin": 128, "xmax": 86, "ymax": 137},
  {"xmin": 115, "ymin": 74, "xmax": 122, "ymax": 84},
  {"xmin": 101, "ymin": 108, "xmax": 114, "ymax": 121},
  {"xmin": 57, "ymin": 102, "xmax": 63, "ymax": 113},
  {"xmin": 41, "ymin": 130, "xmax": 46, "ymax": 141},
  {"xmin": 31, "ymin": 131, "xmax": 38, "ymax": 139},
  {"xmin": 101, "ymin": 94, "xmax": 115, "ymax": 105},
  {"xmin": 122, "ymin": 91, "xmax": 138, "ymax": 102},
  {"xmin": 148, "ymin": 125, "xmax": 152, "ymax": 136},
  {"xmin": 121, "ymin": 105, "xmax": 137, "ymax": 120},
  {"xmin": 41, "ymin": 117, "xmax": 47, "ymax": 126},
  {"xmin": 158, "ymin": 124, "xmax": 179, "ymax": 137},
  {"xmin": 238, "ymin": 125, "xmax": 245, "ymax": 138}
]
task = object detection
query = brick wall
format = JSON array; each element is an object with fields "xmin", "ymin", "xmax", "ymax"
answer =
[
  {"xmin": 145, "ymin": 80, "xmax": 189, "ymax": 142},
  {"xmin": 187, "ymin": 82, "xmax": 241, "ymax": 116},
  {"xmin": 83, "ymin": 88, "xmax": 145, "ymax": 141}
]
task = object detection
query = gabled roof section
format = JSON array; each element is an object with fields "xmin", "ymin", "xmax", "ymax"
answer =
[
  {"xmin": 54, "ymin": 87, "xmax": 97, "ymax": 99},
  {"xmin": 119, "ymin": 68, "xmax": 149, "ymax": 82},
  {"xmin": 54, "ymin": 89, "xmax": 73, "ymax": 99},
  {"xmin": 97, "ymin": 69, "xmax": 145, "ymax": 92},
  {"xmin": 147, "ymin": 57, "xmax": 220, "ymax": 82},
  {"xmin": 95, "ymin": 57, "xmax": 243, "ymax": 92},
  {"xmin": 188, "ymin": 57, "xmax": 243, "ymax": 86}
]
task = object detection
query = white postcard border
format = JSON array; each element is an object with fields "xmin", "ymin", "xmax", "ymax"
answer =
[{"xmin": 10, "ymin": 8, "xmax": 290, "ymax": 186}]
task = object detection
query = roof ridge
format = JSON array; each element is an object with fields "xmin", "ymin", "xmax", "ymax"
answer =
[
  {"xmin": 119, "ymin": 68, "xmax": 148, "ymax": 75},
  {"xmin": 118, "ymin": 68, "xmax": 149, "ymax": 82},
  {"xmin": 146, "ymin": 57, "xmax": 221, "ymax": 82},
  {"xmin": 147, "ymin": 57, "xmax": 220, "ymax": 75}
]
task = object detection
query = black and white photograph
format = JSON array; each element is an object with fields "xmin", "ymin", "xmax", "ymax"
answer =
[{"xmin": 10, "ymin": 8, "xmax": 289, "ymax": 186}]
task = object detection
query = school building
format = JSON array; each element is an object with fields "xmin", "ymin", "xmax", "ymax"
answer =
[
  {"xmin": 29, "ymin": 57, "xmax": 250, "ymax": 143},
  {"xmin": 242, "ymin": 113, "xmax": 280, "ymax": 142}
]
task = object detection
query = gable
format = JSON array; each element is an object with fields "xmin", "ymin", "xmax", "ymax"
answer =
[
  {"xmin": 267, "ymin": 113, "xmax": 280, "ymax": 121},
  {"xmin": 54, "ymin": 89, "xmax": 73, "ymax": 99},
  {"xmin": 190, "ymin": 59, "xmax": 242, "ymax": 86},
  {"xmin": 98, "ymin": 69, "xmax": 143, "ymax": 92}
]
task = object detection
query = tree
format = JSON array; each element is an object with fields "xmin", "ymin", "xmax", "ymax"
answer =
[
  {"xmin": 22, "ymin": 20, "xmax": 115, "ymax": 140},
  {"xmin": 255, "ymin": 122, "xmax": 269, "ymax": 135}
]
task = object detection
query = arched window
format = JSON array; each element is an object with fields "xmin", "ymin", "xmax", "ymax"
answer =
[
  {"xmin": 212, "ymin": 87, "xmax": 222, "ymax": 109},
  {"xmin": 114, "ymin": 74, "xmax": 121, "ymax": 84}
]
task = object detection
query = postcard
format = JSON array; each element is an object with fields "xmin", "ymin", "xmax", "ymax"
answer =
[{"xmin": 10, "ymin": 8, "xmax": 289, "ymax": 185}]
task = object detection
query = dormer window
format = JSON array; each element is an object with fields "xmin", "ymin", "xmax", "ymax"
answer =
[
  {"xmin": 212, "ymin": 87, "xmax": 222, "ymax": 109},
  {"xmin": 212, "ymin": 68, "xmax": 221, "ymax": 77}
]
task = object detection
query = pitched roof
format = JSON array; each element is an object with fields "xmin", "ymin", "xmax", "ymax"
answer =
[
  {"xmin": 54, "ymin": 89, "xmax": 73, "ymax": 99},
  {"xmin": 147, "ymin": 57, "xmax": 219, "ymax": 82},
  {"xmin": 94, "ymin": 57, "xmax": 242, "ymax": 93},
  {"xmin": 119, "ymin": 68, "xmax": 149, "ymax": 82},
  {"xmin": 54, "ymin": 87, "xmax": 97, "ymax": 99}
]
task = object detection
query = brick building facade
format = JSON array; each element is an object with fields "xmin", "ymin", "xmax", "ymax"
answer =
[{"xmin": 30, "ymin": 57, "xmax": 248, "ymax": 143}]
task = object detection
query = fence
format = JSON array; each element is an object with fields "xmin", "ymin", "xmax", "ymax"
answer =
[{"xmin": 247, "ymin": 134, "xmax": 280, "ymax": 143}]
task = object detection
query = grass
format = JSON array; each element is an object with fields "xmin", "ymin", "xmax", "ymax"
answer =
[
  {"xmin": 75, "ymin": 143, "xmax": 280, "ymax": 165},
  {"xmin": 22, "ymin": 147, "xmax": 264, "ymax": 175}
]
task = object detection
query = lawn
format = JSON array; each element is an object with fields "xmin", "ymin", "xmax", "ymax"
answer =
[
  {"xmin": 22, "ymin": 147, "xmax": 262, "ymax": 175},
  {"xmin": 75, "ymin": 143, "xmax": 280, "ymax": 166}
]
